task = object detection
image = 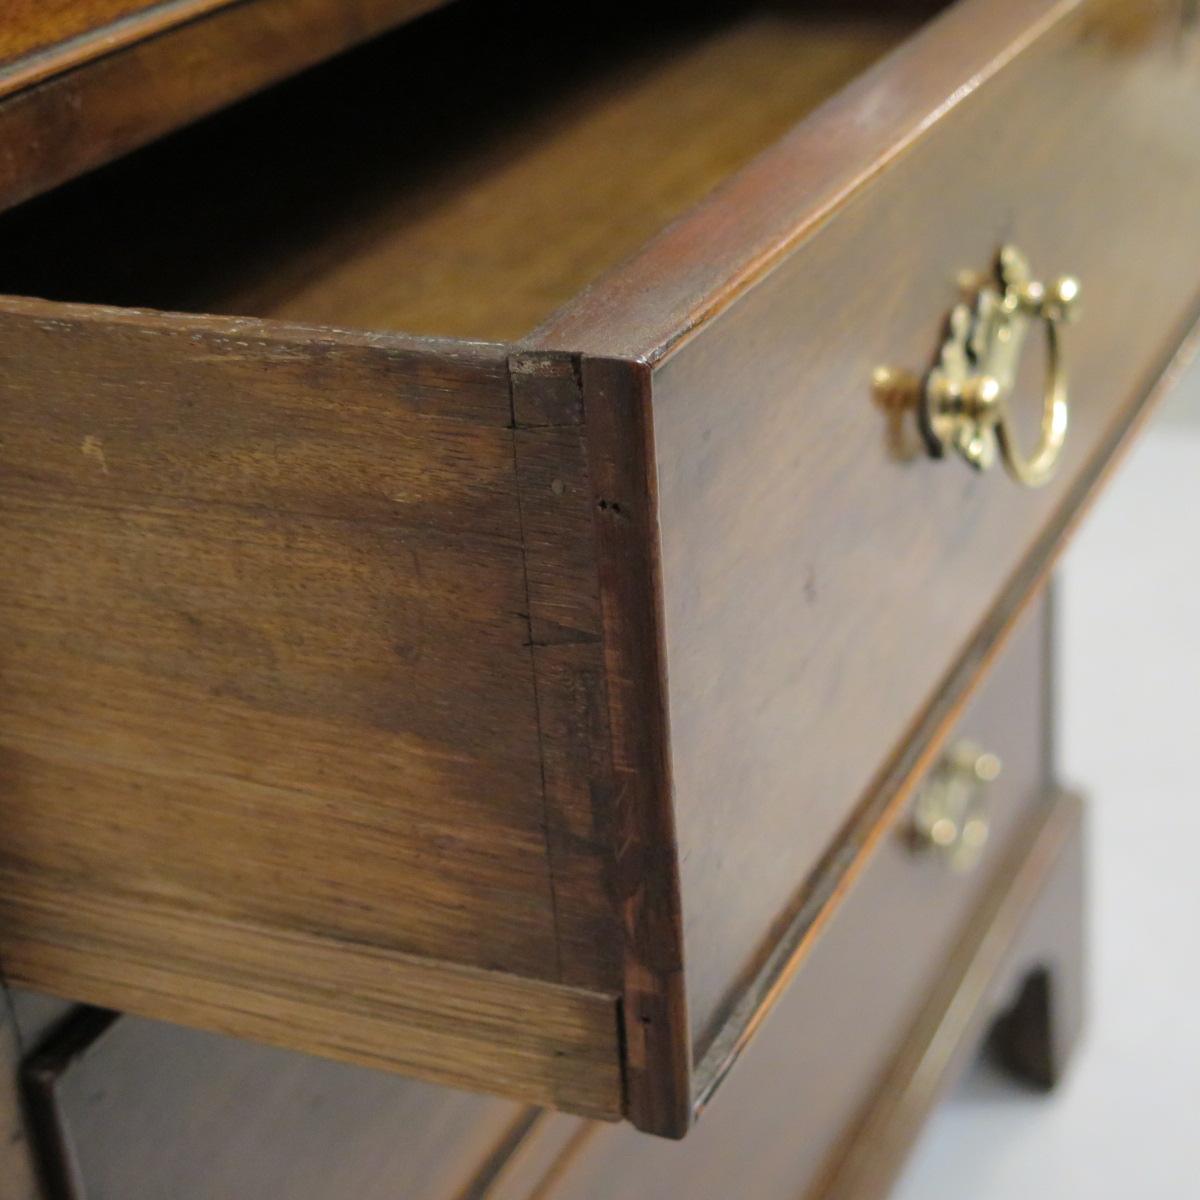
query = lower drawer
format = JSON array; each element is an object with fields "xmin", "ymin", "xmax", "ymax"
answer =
[
  {"xmin": 510, "ymin": 592, "xmax": 1061, "ymax": 1198},
  {"xmin": 14, "ymin": 1001, "xmax": 532, "ymax": 1200}
]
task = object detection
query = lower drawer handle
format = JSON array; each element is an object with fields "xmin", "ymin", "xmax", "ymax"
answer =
[
  {"xmin": 876, "ymin": 245, "xmax": 1080, "ymax": 487},
  {"xmin": 910, "ymin": 740, "xmax": 1001, "ymax": 873}
]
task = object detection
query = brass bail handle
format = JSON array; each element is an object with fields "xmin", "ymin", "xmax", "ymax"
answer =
[{"xmin": 877, "ymin": 246, "xmax": 1080, "ymax": 487}]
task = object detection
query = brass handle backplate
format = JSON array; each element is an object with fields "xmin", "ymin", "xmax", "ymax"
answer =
[
  {"xmin": 910, "ymin": 740, "xmax": 1001, "ymax": 873},
  {"xmin": 875, "ymin": 245, "xmax": 1080, "ymax": 487}
]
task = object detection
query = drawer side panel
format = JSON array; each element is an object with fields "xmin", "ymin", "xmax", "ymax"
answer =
[{"xmin": 0, "ymin": 299, "xmax": 621, "ymax": 1101}]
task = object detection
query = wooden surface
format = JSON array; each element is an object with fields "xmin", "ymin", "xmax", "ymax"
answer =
[
  {"xmin": 0, "ymin": 2, "xmax": 218, "ymax": 88},
  {"xmin": 0, "ymin": 1, "xmax": 917, "ymax": 336},
  {"xmin": 500, "ymin": 601, "xmax": 1065, "ymax": 1197},
  {"xmin": 224, "ymin": 6, "xmax": 910, "ymax": 340},
  {"xmin": 0, "ymin": 298, "xmax": 546, "ymax": 976},
  {"xmin": 0, "ymin": 297, "xmax": 621, "ymax": 1116},
  {"xmin": 0, "ymin": 0, "xmax": 452, "ymax": 213},
  {"xmin": 607, "ymin": 0, "xmax": 1200, "ymax": 1061},
  {"xmin": 509, "ymin": 354, "xmax": 621, "ymax": 992},
  {"xmin": 20, "ymin": 1005, "xmax": 534, "ymax": 1200},
  {"xmin": 0, "ymin": 0, "xmax": 1188, "ymax": 1137},
  {"xmin": 533, "ymin": 0, "xmax": 1194, "ymax": 361},
  {"xmin": 1, "ymin": 874, "xmax": 622, "ymax": 1116},
  {"xmin": 579, "ymin": 358, "xmax": 691, "ymax": 1137}
]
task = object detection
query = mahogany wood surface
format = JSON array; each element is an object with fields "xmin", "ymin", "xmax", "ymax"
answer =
[
  {"xmin": 1, "ymin": 871, "xmax": 621, "ymax": 1116},
  {"xmin": 7, "ymin": 597, "xmax": 1082, "ymax": 1200},
  {"xmin": 0, "ymin": 0, "xmax": 451, "ymax": 212},
  {"xmin": 0, "ymin": 297, "xmax": 621, "ymax": 1116},
  {"xmin": 582, "ymin": 0, "xmax": 1200, "ymax": 1066},
  {"xmin": 0, "ymin": 1, "xmax": 918, "ymax": 337},
  {"xmin": 0, "ymin": 299, "xmax": 548, "ymax": 977},
  {"xmin": 0, "ymin": 0, "xmax": 1191, "ymax": 1137},
  {"xmin": 577, "ymin": 358, "xmax": 691, "ymax": 1136},
  {"xmin": 0, "ymin": 2, "xmax": 204, "ymax": 86},
  {"xmin": 507, "ymin": 353, "xmax": 630, "ymax": 993},
  {"xmin": 533, "ymin": 0, "xmax": 1199, "ymax": 360}
]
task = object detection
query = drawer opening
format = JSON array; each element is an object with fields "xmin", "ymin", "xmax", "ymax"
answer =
[{"xmin": 0, "ymin": 0, "xmax": 931, "ymax": 342}]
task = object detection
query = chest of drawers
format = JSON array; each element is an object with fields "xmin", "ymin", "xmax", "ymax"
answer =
[{"xmin": 0, "ymin": 0, "xmax": 1194, "ymax": 1168}]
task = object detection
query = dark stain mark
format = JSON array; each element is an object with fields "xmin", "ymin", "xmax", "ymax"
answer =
[{"xmin": 804, "ymin": 566, "xmax": 818, "ymax": 606}]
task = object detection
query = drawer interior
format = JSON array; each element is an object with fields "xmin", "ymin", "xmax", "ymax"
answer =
[{"xmin": 0, "ymin": 0, "xmax": 935, "ymax": 341}]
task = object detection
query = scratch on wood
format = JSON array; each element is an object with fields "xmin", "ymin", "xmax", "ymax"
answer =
[{"xmin": 80, "ymin": 434, "xmax": 109, "ymax": 474}]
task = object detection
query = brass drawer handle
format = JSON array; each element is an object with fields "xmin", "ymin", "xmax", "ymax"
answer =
[
  {"xmin": 876, "ymin": 246, "xmax": 1080, "ymax": 487},
  {"xmin": 910, "ymin": 740, "xmax": 1001, "ymax": 873}
]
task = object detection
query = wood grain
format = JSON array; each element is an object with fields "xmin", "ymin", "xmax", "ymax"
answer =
[
  {"xmin": 510, "ymin": 354, "xmax": 621, "ymax": 991},
  {"xmin": 20, "ymin": 1003, "xmax": 538, "ymax": 1200},
  {"xmin": 0, "ymin": 2, "xmax": 917, "ymax": 335},
  {"xmin": 0, "ymin": 2, "xmax": 214, "ymax": 87},
  {"xmin": 531, "ymin": 0, "xmax": 1107, "ymax": 360},
  {"xmin": 2, "ymin": 869, "xmax": 621, "ymax": 1117},
  {"xmin": 579, "ymin": 358, "xmax": 691, "ymax": 1137},
  {"xmin": 231, "ymin": 9, "xmax": 910, "ymax": 341},
  {"xmin": 0, "ymin": 0, "xmax": 944, "ymax": 1134},
  {"xmin": 0, "ymin": 297, "xmax": 556, "ymax": 976},
  {"xmin": 0, "ymin": 297, "xmax": 623, "ymax": 1114}
]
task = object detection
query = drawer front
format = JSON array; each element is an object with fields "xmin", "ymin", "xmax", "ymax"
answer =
[
  {"xmin": 633, "ymin": 0, "xmax": 1200, "ymax": 1059},
  {"xmin": 517, "ymin": 595, "xmax": 1056, "ymax": 1198}
]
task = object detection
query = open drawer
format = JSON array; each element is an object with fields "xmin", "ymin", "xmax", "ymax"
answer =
[{"xmin": 0, "ymin": 0, "xmax": 1196, "ymax": 1137}]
